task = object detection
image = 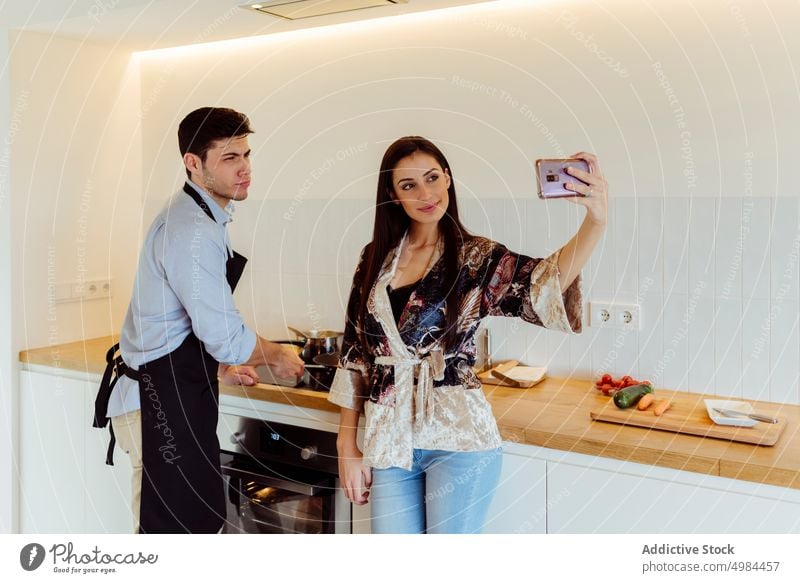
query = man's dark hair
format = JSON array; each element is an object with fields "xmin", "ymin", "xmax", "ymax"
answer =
[{"xmin": 178, "ymin": 107, "xmax": 253, "ymax": 179}]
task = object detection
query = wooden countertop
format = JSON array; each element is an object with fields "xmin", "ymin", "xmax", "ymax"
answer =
[{"xmin": 20, "ymin": 336, "xmax": 800, "ymax": 490}]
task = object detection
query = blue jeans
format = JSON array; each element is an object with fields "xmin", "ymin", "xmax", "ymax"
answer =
[{"xmin": 370, "ymin": 448, "xmax": 503, "ymax": 534}]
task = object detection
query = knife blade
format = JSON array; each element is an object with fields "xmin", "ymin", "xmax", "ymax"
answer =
[{"xmin": 712, "ymin": 407, "xmax": 778, "ymax": 424}]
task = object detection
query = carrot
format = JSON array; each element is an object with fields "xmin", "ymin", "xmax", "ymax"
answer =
[
  {"xmin": 637, "ymin": 393, "xmax": 655, "ymax": 411},
  {"xmin": 653, "ymin": 399, "xmax": 671, "ymax": 416}
]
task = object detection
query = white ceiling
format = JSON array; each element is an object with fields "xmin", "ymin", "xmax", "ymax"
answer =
[{"xmin": 3, "ymin": 0, "xmax": 499, "ymax": 50}]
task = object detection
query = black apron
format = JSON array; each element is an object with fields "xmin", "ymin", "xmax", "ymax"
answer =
[{"xmin": 93, "ymin": 183, "xmax": 247, "ymax": 533}]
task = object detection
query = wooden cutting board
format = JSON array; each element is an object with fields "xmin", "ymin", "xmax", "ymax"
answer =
[
  {"xmin": 478, "ymin": 360, "xmax": 519, "ymax": 386},
  {"xmin": 590, "ymin": 389, "xmax": 786, "ymax": 446}
]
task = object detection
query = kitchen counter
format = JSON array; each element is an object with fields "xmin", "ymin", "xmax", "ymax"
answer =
[{"xmin": 19, "ymin": 335, "xmax": 800, "ymax": 490}]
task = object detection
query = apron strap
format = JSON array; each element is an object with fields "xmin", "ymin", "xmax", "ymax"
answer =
[
  {"xmin": 183, "ymin": 182, "xmax": 216, "ymax": 222},
  {"xmin": 183, "ymin": 182, "xmax": 248, "ymax": 290},
  {"xmin": 93, "ymin": 342, "xmax": 141, "ymax": 466}
]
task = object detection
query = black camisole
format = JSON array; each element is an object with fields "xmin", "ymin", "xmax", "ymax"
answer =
[{"xmin": 387, "ymin": 280, "xmax": 420, "ymax": 323}]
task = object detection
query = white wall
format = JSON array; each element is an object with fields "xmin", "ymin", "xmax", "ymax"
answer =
[
  {"xmin": 0, "ymin": 26, "xmax": 19, "ymax": 534},
  {"xmin": 7, "ymin": 33, "xmax": 142, "ymax": 533},
  {"xmin": 130, "ymin": 0, "xmax": 799, "ymax": 404},
  {"xmin": 10, "ymin": 32, "xmax": 142, "ymax": 352}
]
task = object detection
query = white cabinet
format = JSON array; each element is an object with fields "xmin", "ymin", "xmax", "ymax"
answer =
[
  {"xmin": 547, "ymin": 459, "xmax": 800, "ymax": 534},
  {"xmin": 484, "ymin": 451, "xmax": 547, "ymax": 534},
  {"xmin": 19, "ymin": 369, "xmax": 132, "ymax": 534},
  {"xmin": 19, "ymin": 371, "xmax": 87, "ymax": 533}
]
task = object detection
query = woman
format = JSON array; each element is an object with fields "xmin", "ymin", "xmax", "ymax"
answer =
[{"xmin": 328, "ymin": 136, "xmax": 607, "ymax": 533}]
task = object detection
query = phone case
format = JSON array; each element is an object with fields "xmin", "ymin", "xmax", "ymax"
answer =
[{"xmin": 535, "ymin": 158, "xmax": 590, "ymax": 199}]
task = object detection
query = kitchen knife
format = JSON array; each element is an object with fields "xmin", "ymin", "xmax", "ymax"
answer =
[{"xmin": 712, "ymin": 407, "xmax": 778, "ymax": 424}]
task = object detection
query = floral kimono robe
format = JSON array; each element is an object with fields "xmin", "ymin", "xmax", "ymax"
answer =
[{"xmin": 328, "ymin": 234, "xmax": 583, "ymax": 470}]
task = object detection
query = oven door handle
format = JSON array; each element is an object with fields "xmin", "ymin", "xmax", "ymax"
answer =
[{"xmin": 220, "ymin": 462, "xmax": 332, "ymax": 497}]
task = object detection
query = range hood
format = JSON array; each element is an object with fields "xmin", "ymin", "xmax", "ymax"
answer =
[{"xmin": 244, "ymin": 0, "xmax": 409, "ymax": 20}]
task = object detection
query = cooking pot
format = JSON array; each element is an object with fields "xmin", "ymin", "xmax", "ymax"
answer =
[
  {"xmin": 287, "ymin": 327, "xmax": 343, "ymax": 363},
  {"xmin": 287, "ymin": 327, "xmax": 343, "ymax": 391}
]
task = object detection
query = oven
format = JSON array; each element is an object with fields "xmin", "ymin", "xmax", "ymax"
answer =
[{"xmin": 217, "ymin": 413, "xmax": 351, "ymax": 534}]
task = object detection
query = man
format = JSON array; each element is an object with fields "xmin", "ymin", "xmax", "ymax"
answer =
[{"xmin": 93, "ymin": 107, "xmax": 303, "ymax": 534}]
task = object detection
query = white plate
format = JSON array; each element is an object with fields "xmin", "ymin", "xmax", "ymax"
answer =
[{"xmin": 704, "ymin": 399, "xmax": 758, "ymax": 427}]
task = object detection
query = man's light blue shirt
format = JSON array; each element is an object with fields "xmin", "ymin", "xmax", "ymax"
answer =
[{"xmin": 107, "ymin": 180, "xmax": 257, "ymax": 418}]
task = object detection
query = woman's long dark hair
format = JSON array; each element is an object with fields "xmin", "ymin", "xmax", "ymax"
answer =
[{"xmin": 357, "ymin": 136, "xmax": 473, "ymax": 353}]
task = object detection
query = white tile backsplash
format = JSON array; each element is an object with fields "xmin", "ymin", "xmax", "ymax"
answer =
[
  {"xmin": 742, "ymin": 198, "xmax": 771, "ymax": 300},
  {"xmin": 240, "ymin": 195, "xmax": 800, "ymax": 405},
  {"xmin": 592, "ymin": 223, "xmax": 616, "ymax": 300},
  {"xmin": 770, "ymin": 197, "xmax": 799, "ymax": 304},
  {"xmin": 688, "ymin": 198, "xmax": 715, "ymax": 300},
  {"xmin": 486, "ymin": 317, "xmax": 527, "ymax": 363},
  {"xmin": 687, "ymin": 297, "xmax": 715, "ymax": 394},
  {"xmin": 526, "ymin": 198, "xmax": 552, "ymax": 258},
  {"xmin": 638, "ymin": 198, "xmax": 663, "ymax": 294},
  {"xmin": 569, "ymin": 327, "xmax": 593, "ymax": 375},
  {"xmin": 636, "ymin": 292, "xmax": 665, "ymax": 384},
  {"xmin": 714, "ymin": 295, "xmax": 742, "ymax": 397},
  {"xmin": 523, "ymin": 322, "xmax": 550, "ymax": 368},
  {"xmin": 715, "ymin": 197, "xmax": 742, "ymax": 301},
  {"xmin": 547, "ymin": 326, "xmax": 571, "ymax": 376},
  {"xmin": 661, "ymin": 293, "xmax": 689, "ymax": 391},
  {"xmin": 741, "ymin": 298, "xmax": 771, "ymax": 401},
  {"xmin": 613, "ymin": 328, "xmax": 640, "ymax": 379},
  {"xmin": 592, "ymin": 327, "xmax": 617, "ymax": 378},
  {"xmin": 663, "ymin": 197, "xmax": 689, "ymax": 297},
  {"xmin": 540, "ymin": 198, "xmax": 571, "ymax": 253},
  {"xmin": 614, "ymin": 195, "xmax": 638, "ymax": 297},
  {"xmin": 769, "ymin": 300, "xmax": 799, "ymax": 404}
]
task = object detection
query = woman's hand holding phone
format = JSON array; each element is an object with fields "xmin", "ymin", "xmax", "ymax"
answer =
[{"xmin": 536, "ymin": 152, "xmax": 608, "ymax": 226}]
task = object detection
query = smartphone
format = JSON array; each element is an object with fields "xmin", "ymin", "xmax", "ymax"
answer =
[{"xmin": 535, "ymin": 158, "xmax": 591, "ymax": 199}]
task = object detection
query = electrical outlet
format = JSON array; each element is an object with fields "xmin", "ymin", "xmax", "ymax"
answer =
[
  {"xmin": 590, "ymin": 302, "xmax": 613, "ymax": 328},
  {"xmin": 589, "ymin": 302, "xmax": 642, "ymax": 330},
  {"xmin": 617, "ymin": 304, "xmax": 641, "ymax": 330},
  {"xmin": 90, "ymin": 278, "xmax": 112, "ymax": 300},
  {"xmin": 68, "ymin": 278, "xmax": 113, "ymax": 301}
]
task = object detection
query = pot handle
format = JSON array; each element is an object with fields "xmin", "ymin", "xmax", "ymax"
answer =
[{"xmin": 287, "ymin": 326, "xmax": 307, "ymax": 340}]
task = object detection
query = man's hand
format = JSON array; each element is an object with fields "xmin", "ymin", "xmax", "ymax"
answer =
[
  {"xmin": 243, "ymin": 337, "xmax": 305, "ymax": 377},
  {"xmin": 266, "ymin": 342, "xmax": 305, "ymax": 378},
  {"xmin": 219, "ymin": 364, "xmax": 260, "ymax": 387}
]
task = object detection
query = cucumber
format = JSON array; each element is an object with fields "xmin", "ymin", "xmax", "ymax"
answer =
[{"xmin": 613, "ymin": 383, "xmax": 654, "ymax": 409}]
